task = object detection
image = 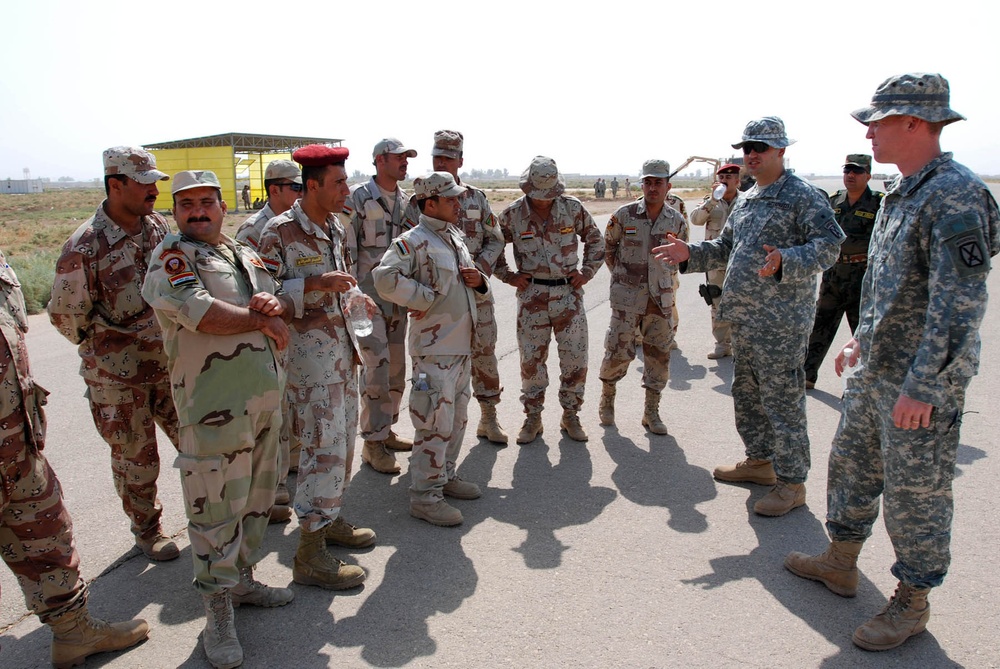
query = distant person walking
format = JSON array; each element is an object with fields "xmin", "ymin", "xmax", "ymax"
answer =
[
  {"xmin": 610, "ymin": 177, "xmax": 619, "ymax": 199},
  {"xmin": 242, "ymin": 184, "xmax": 251, "ymax": 211}
]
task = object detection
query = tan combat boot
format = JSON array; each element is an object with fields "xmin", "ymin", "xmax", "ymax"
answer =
[
  {"xmin": 598, "ymin": 382, "xmax": 616, "ymax": 426},
  {"xmin": 201, "ymin": 590, "xmax": 241, "ymax": 669},
  {"xmin": 230, "ymin": 565, "xmax": 294, "ymax": 608},
  {"xmin": 325, "ymin": 517, "xmax": 377, "ymax": 549},
  {"xmin": 384, "ymin": 430, "xmax": 413, "ymax": 452},
  {"xmin": 293, "ymin": 529, "xmax": 366, "ymax": 590},
  {"xmin": 560, "ymin": 410, "xmax": 588, "ymax": 442},
  {"xmin": 641, "ymin": 389, "xmax": 668, "ymax": 435},
  {"xmin": 49, "ymin": 607, "xmax": 149, "ymax": 669},
  {"xmin": 274, "ymin": 481, "xmax": 290, "ymax": 506},
  {"xmin": 268, "ymin": 504, "xmax": 292, "ymax": 524},
  {"xmin": 362, "ymin": 440, "xmax": 401, "ymax": 474},
  {"xmin": 754, "ymin": 480, "xmax": 806, "ymax": 516},
  {"xmin": 443, "ymin": 476, "xmax": 482, "ymax": 500},
  {"xmin": 784, "ymin": 541, "xmax": 863, "ymax": 597},
  {"xmin": 853, "ymin": 582, "xmax": 931, "ymax": 651},
  {"xmin": 410, "ymin": 499, "xmax": 463, "ymax": 526},
  {"xmin": 516, "ymin": 413, "xmax": 543, "ymax": 444},
  {"xmin": 707, "ymin": 343, "xmax": 732, "ymax": 360},
  {"xmin": 476, "ymin": 401, "xmax": 509, "ymax": 444},
  {"xmin": 713, "ymin": 458, "xmax": 777, "ymax": 485},
  {"xmin": 135, "ymin": 529, "xmax": 180, "ymax": 561}
]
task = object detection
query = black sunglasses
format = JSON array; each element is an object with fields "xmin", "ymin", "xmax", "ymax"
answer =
[
  {"xmin": 843, "ymin": 166, "xmax": 868, "ymax": 175},
  {"xmin": 742, "ymin": 141, "xmax": 771, "ymax": 155},
  {"xmin": 278, "ymin": 182, "xmax": 305, "ymax": 192}
]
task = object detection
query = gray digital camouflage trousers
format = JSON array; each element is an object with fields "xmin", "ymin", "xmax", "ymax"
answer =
[
  {"xmin": 730, "ymin": 323, "xmax": 810, "ymax": 484},
  {"xmin": 408, "ymin": 355, "xmax": 471, "ymax": 504},
  {"xmin": 599, "ymin": 306, "xmax": 672, "ymax": 392},
  {"xmin": 472, "ymin": 298, "xmax": 502, "ymax": 403},
  {"xmin": 358, "ymin": 307, "xmax": 407, "ymax": 441},
  {"xmin": 825, "ymin": 371, "xmax": 965, "ymax": 589}
]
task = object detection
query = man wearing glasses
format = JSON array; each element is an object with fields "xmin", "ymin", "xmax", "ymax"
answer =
[
  {"xmin": 803, "ymin": 154, "xmax": 883, "ymax": 389},
  {"xmin": 653, "ymin": 117, "xmax": 843, "ymax": 517},
  {"xmin": 689, "ymin": 163, "xmax": 743, "ymax": 359}
]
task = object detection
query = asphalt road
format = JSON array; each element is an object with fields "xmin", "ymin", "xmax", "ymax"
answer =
[{"xmin": 2, "ymin": 206, "xmax": 998, "ymax": 668}]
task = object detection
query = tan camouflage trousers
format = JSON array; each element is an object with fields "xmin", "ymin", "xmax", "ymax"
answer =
[
  {"xmin": 707, "ymin": 269, "xmax": 731, "ymax": 346},
  {"xmin": 276, "ymin": 392, "xmax": 292, "ymax": 487},
  {"xmin": 287, "ymin": 378, "xmax": 358, "ymax": 533},
  {"xmin": 599, "ymin": 305, "xmax": 672, "ymax": 392},
  {"xmin": 359, "ymin": 306, "xmax": 407, "ymax": 441},
  {"xmin": 472, "ymin": 298, "xmax": 502, "ymax": 403},
  {"xmin": 516, "ymin": 284, "xmax": 588, "ymax": 413},
  {"xmin": 85, "ymin": 379, "xmax": 178, "ymax": 541},
  {"xmin": 409, "ymin": 355, "xmax": 471, "ymax": 503},
  {"xmin": 175, "ymin": 411, "xmax": 279, "ymax": 595}
]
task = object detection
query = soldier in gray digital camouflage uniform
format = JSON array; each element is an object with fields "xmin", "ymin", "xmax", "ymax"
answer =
[
  {"xmin": 404, "ymin": 130, "xmax": 508, "ymax": 444},
  {"xmin": 654, "ymin": 117, "xmax": 843, "ymax": 517},
  {"xmin": 494, "ymin": 156, "xmax": 605, "ymax": 444},
  {"xmin": 343, "ymin": 138, "xmax": 417, "ymax": 475},
  {"xmin": 142, "ymin": 171, "xmax": 293, "ymax": 669},
  {"xmin": 374, "ymin": 172, "xmax": 488, "ymax": 527},
  {"xmin": 599, "ymin": 159, "xmax": 687, "ymax": 435},
  {"xmin": 785, "ymin": 73, "xmax": 1000, "ymax": 652}
]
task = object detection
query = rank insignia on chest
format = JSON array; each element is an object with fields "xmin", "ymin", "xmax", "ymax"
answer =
[
  {"xmin": 624, "ymin": 226, "xmax": 638, "ymax": 236},
  {"xmin": 559, "ymin": 226, "xmax": 574, "ymax": 234},
  {"xmin": 857, "ymin": 211, "xmax": 876, "ymax": 220},
  {"xmin": 248, "ymin": 256, "xmax": 266, "ymax": 269},
  {"xmin": 395, "ymin": 239, "xmax": 411, "ymax": 257},
  {"xmin": 167, "ymin": 271, "xmax": 197, "ymax": 287},
  {"xmin": 520, "ymin": 232, "xmax": 535, "ymax": 241},
  {"xmin": 295, "ymin": 255, "xmax": 323, "ymax": 267}
]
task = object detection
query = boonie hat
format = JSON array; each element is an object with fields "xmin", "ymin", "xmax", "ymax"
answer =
[
  {"xmin": 519, "ymin": 156, "xmax": 566, "ymax": 200},
  {"xmin": 372, "ymin": 137, "xmax": 417, "ymax": 159},
  {"xmin": 843, "ymin": 154, "xmax": 872, "ymax": 171},
  {"xmin": 264, "ymin": 159, "xmax": 302, "ymax": 183},
  {"xmin": 432, "ymin": 130, "xmax": 464, "ymax": 159},
  {"xmin": 732, "ymin": 116, "xmax": 796, "ymax": 149},
  {"xmin": 851, "ymin": 72, "xmax": 965, "ymax": 126},
  {"xmin": 172, "ymin": 170, "xmax": 222, "ymax": 196},
  {"xmin": 103, "ymin": 146, "xmax": 169, "ymax": 184},
  {"xmin": 413, "ymin": 172, "xmax": 467, "ymax": 200},
  {"xmin": 640, "ymin": 159, "xmax": 671, "ymax": 179}
]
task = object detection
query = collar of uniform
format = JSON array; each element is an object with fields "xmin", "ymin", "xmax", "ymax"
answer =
[
  {"xmin": 747, "ymin": 169, "xmax": 791, "ymax": 199},
  {"xmin": 364, "ymin": 175, "xmax": 401, "ymax": 201},
  {"xmin": 258, "ymin": 202, "xmax": 276, "ymax": 222},
  {"xmin": 288, "ymin": 200, "xmax": 336, "ymax": 241},
  {"xmin": 895, "ymin": 152, "xmax": 953, "ymax": 198},
  {"xmin": 418, "ymin": 212, "xmax": 451, "ymax": 233},
  {"xmin": 95, "ymin": 201, "xmax": 137, "ymax": 246}
]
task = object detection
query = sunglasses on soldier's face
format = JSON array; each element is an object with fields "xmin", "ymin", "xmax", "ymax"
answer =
[
  {"xmin": 278, "ymin": 182, "xmax": 305, "ymax": 192},
  {"xmin": 742, "ymin": 141, "xmax": 771, "ymax": 155},
  {"xmin": 843, "ymin": 166, "xmax": 867, "ymax": 175}
]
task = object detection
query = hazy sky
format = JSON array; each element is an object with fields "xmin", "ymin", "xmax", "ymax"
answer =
[{"xmin": 2, "ymin": 0, "xmax": 997, "ymax": 182}]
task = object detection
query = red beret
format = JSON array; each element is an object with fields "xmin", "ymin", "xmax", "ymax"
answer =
[
  {"xmin": 717, "ymin": 163, "xmax": 741, "ymax": 174},
  {"xmin": 292, "ymin": 144, "xmax": 350, "ymax": 167}
]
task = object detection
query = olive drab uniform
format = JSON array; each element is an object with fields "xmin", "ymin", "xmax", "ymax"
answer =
[
  {"xmin": 47, "ymin": 205, "xmax": 179, "ymax": 545},
  {"xmin": 256, "ymin": 201, "xmax": 361, "ymax": 533},
  {"xmin": 803, "ymin": 186, "xmax": 884, "ymax": 384},
  {"xmin": 141, "ymin": 233, "xmax": 284, "ymax": 594}
]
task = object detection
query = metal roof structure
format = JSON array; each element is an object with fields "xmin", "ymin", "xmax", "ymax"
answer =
[{"xmin": 143, "ymin": 132, "xmax": 343, "ymax": 152}]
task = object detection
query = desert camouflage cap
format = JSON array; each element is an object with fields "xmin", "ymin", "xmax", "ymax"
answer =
[
  {"xmin": 850, "ymin": 72, "xmax": 965, "ymax": 126},
  {"xmin": 413, "ymin": 172, "xmax": 467, "ymax": 200},
  {"xmin": 373, "ymin": 137, "xmax": 417, "ymax": 159},
  {"xmin": 732, "ymin": 116, "xmax": 796, "ymax": 149},
  {"xmin": 432, "ymin": 130, "xmax": 464, "ymax": 159},
  {"xmin": 844, "ymin": 154, "xmax": 872, "ymax": 171},
  {"xmin": 264, "ymin": 159, "xmax": 302, "ymax": 183},
  {"xmin": 640, "ymin": 159, "xmax": 671, "ymax": 179},
  {"xmin": 519, "ymin": 156, "xmax": 566, "ymax": 200},
  {"xmin": 103, "ymin": 146, "xmax": 169, "ymax": 184},
  {"xmin": 172, "ymin": 170, "xmax": 222, "ymax": 196}
]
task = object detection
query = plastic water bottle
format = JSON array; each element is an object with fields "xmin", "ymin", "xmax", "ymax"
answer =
[
  {"xmin": 414, "ymin": 373, "xmax": 430, "ymax": 391},
  {"xmin": 343, "ymin": 286, "xmax": 373, "ymax": 337},
  {"xmin": 712, "ymin": 183, "xmax": 727, "ymax": 201},
  {"xmin": 841, "ymin": 347, "xmax": 858, "ymax": 391}
]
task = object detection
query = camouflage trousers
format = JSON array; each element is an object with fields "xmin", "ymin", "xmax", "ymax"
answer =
[
  {"xmin": 707, "ymin": 269, "xmax": 731, "ymax": 346},
  {"xmin": 287, "ymin": 378, "xmax": 358, "ymax": 533},
  {"xmin": 825, "ymin": 370, "xmax": 966, "ymax": 589},
  {"xmin": 358, "ymin": 305, "xmax": 407, "ymax": 441},
  {"xmin": 85, "ymin": 379, "xmax": 179, "ymax": 541},
  {"xmin": 599, "ymin": 304, "xmax": 672, "ymax": 392},
  {"xmin": 730, "ymin": 324, "xmax": 810, "ymax": 484},
  {"xmin": 276, "ymin": 392, "xmax": 292, "ymax": 487},
  {"xmin": 516, "ymin": 284, "xmax": 588, "ymax": 414},
  {"xmin": 803, "ymin": 262, "xmax": 866, "ymax": 383},
  {"xmin": 175, "ymin": 411, "xmax": 279, "ymax": 595},
  {"xmin": 409, "ymin": 355, "xmax": 471, "ymax": 503},
  {"xmin": 472, "ymin": 298, "xmax": 502, "ymax": 402}
]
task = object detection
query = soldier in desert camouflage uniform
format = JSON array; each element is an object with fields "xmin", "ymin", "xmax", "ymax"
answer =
[
  {"xmin": 494, "ymin": 156, "xmax": 605, "ymax": 444},
  {"xmin": 785, "ymin": 73, "xmax": 1000, "ymax": 652},
  {"xmin": 599, "ymin": 159, "xmax": 687, "ymax": 435},
  {"xmin": 404, "ymin": 130, "xmax": 508, "ymax": 444},
  {"xmin": 142, "ymin": 171, "xmax": 293, "ymax": 669},
  {"xmin": 2, "ymin": 248, "xmax": 150, "ymax": 669},
  {"xmin": 343, "ymin": 137, "xmax": 417, "ymax": 475},
  {"xmin": 654, "ymin": 117, "xmax": 843, "ymax": 517},
  {"xmin": 374, "ymin": 172, "xmax": 488, "ymax": 527},
  {"xmin": 256, "ymin": 145, "xmax": 374, "ymax": 590},
  {"xmin": 47, "ymin": 147, "xmax": 180, "ymax": 561}
]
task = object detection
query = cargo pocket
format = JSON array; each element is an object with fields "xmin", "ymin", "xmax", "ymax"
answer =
[
  {"xmin": 409, "ymin": 385, "xmax": 442, "ymax": 433},
  {"xmin": 174, "ymin": 454, "xmax": 227, "ymax": 525}
]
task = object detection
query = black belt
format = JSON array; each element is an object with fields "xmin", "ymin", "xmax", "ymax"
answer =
[
  {"xmin": 529, "ymin": 277, "xmax": 570, "ymax": 286},
  {"xmin": 838, "ymin": 253, "xmax": 868, "ymax": 264}
]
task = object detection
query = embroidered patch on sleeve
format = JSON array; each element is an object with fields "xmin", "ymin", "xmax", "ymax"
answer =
[
  {"xmin": 168, "ymin": 271, "xmax": 197, "ymax": 287},
  {"xmin": 395, "ymin": 239, "xmax": 411, "ymax": 257},
  {"xmin": 520, "ymin": 232, "xmax": 535, "ymax": 241},
  {"xmin": 261, "ymin": 257, "xmax": 282, "ymax": 272},
  {"xmin": 164, "ymin": 256, "xmax": 189, "ymax": 276}
]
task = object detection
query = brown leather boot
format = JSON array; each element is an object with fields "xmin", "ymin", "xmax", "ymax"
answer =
[
  {"xmin": 853, "ymin": 582, "xmax": 931, "ymax": 651},
  {"xmin": 784, "ymin": 541, "xmax": 863, "ymax": 597},
  {"xmin": 293, "ymin": 529, "xmax": 366, "ymax": 590},
  {"xmin": 135, "ymin": 530, "xmax": 179, "ymax": 561},
  {"xmin": 641, "ymin": 389, "xmax": 668, "ymax": 435},
  {"xmin": 598, "ymin": 382, "xmax": 616, "ymax": 426},
  {"xmin": 49, "ymin": 607, "xmax": 149, "ymax": 669}
]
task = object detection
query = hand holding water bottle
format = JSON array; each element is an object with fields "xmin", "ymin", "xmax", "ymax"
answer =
[{"xmin": 344, "ymin": 285, "xmax": 373, "ymax": 337}]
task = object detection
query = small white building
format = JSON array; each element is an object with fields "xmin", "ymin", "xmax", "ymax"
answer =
[{"xmin": 1, "ymin": 178, "xmax": 44, "ymax": 194}]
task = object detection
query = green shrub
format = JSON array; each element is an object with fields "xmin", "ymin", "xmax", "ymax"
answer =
[{"xmin": 10, "ymin": 250, "xmax": 58, "ymax": 314}]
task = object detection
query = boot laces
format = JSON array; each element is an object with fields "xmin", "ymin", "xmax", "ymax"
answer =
[
  {"xmin": 208, "ymin": 593, "xmax": 233, "ymax": 634},
  {"xmin": 239, "ymin": 567, "xmax": 266, "ymax": 593}
]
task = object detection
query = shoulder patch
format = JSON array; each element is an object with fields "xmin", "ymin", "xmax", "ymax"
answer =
[
  {"xmin": 167, "ymin": 271, "xmax": 197, "ymax": 287},
  {"xmin": 164, "ymin": 256, "xmax": 189, "ymax": 276},
  {"xmin": 942, "ymin": 213, "xmax": 991, "ymax": 278},
  {"xmin": 394, "ymin": 239, "xmax": 412, "ymax": 257}
]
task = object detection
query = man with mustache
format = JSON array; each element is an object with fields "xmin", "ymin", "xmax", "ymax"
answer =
[{"xmin": 48, "ymin": 146, "xmax": 181, "ymax": 561}]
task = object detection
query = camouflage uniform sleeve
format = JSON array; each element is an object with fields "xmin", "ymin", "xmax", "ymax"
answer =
[
  {"xmin": 577, "ymin": 204, "xmax": 605, "ymax": 279},
  {"xmin": 685, "ymin": 220, "xmax": 733, "ymax": 274},
  {"xmin": 492, "ymin": 207, "xmax": 516, "ymax": 283},
  {"xmin": 47, "ymin": 237, "xmax": 94, "ymax": 345},
  {"xmin": 476, "ymin": 197, "xmax": 505, "ymax": 276},
  {"xmin": 141, "ymin": 247, "xmax": 217, "ymax": 332},
  {"xmin": 372, "ymin": 237, "xmax": 435, "ymax": 311},
  {"xmin": 776, "ymin": 191, "xmax": 844, "ymax": 283},
  {"xmin": 689, "ymin": 196, "xmax": 715, "ymax": 227},
  {"xmin": 341, "ymin": 191, "xmax": 363, "ymax": 274},
  {"xmin": 256, "ymin": 222, "xmax": 305, "ymax": 318},
  {"xmin": 604, "ymin": 210, "xmax": 624, "ymax": 271}
]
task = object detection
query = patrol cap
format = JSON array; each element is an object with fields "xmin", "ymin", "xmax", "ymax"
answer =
[
  {"xmin": 519, "ymin": 156, "xmax": 565, "ymax": 200},
  {"xmin": 372, "ymin": 137, "xmax": 417, "ymax": 159},
  {"xmin": 172, "ymin": 170, "xmax": 222, "ymax": 196},
  {"xmin": 732, "ymin": 116, "xmax": 796, "ymax": 149},
  {"xmin": 413, "ymin": 171, "xmax": 467, "ymax": 200},
  {"xmin": 432, "ymin": 130, "xmax": 464, "ymax": 159},
  {"xmin": 264, "ymin": 159, "xmax": 302, "ymax": 183},
  {"xmin": 717, "ymin": 163, "xmax": 741, "ymax": 175},
  {"xmin": 292, "ymin": 145, "xmax": 349, "ymax": 167},
  {"xmin": 640, "ymin": 159, "xmax": 671, "ymax": 179},
  {"xmin": 103, "ymin": 146, "xmax": 169, "ymax": 184},
  {"xmin": 843, "ymin": 154, "xmax": 872, "ymax": 172},
  {"xmin": 851, "ymin": 72, "xmax": 965, "ymax": 126}
]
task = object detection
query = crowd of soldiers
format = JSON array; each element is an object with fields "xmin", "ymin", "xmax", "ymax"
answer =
[{"xmin": 1, "ymin": 72, "xmax": 997, "ymax": 668}]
